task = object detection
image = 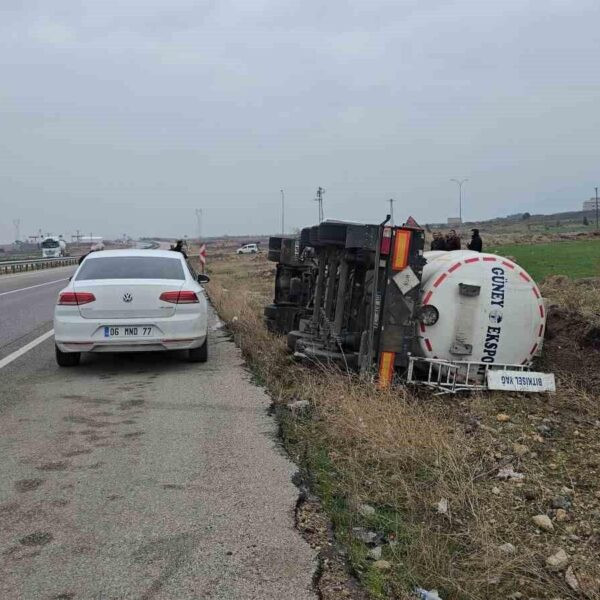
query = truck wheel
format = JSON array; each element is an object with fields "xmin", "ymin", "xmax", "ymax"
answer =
[
  {"xmin": 318, "ymin": 222, "xmax": 347, "ymax": 246},
  {"xmin": 287, "ymin": 331, "xmax": 304, "ymax": 351},
  {"xmin": 189, "ymin": 339, "xmax": 208, "ymax": 363},
  {"xmin": 55, "ymin": 345, "xmax": 80, "ymax": 367}
]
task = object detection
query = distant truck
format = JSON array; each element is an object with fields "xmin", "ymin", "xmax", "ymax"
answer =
[{"xmin": 41, "ymin": 236, "xmax": 68, "ymax": 258}]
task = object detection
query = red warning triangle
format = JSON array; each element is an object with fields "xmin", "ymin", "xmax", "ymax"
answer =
[{"xmin": 404, "ymin": 215, "xmax": 421, "ymax": 229}]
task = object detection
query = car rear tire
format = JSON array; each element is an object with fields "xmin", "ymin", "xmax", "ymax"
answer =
[
  {"xmin": 55, "ymin": 345, "xmax": 81, "ymax": 367},
  {"xmin": 188, "ymin": 339, "xmax": 208, "ymax": 363}
]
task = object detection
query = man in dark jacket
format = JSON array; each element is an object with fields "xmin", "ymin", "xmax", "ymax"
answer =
[
  {"xmin": 445, "ymin": 229, "xmax": 461, "ymax": 251},
  {"xmin": 171, "ymin": 239, "xmax": 188, "ymax": 259},
  {"xmin": 467, "ymin": 229, "xmax": 483, "ymax": 252},
  {"xmin": 430, "ymin": 231, "xmax": 447, "ymax": 251}
]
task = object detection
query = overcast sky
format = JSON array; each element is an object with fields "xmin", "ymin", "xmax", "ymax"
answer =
[{"xmin": 2, "ymin": 0, "xmax": 599, "ymax": 242}]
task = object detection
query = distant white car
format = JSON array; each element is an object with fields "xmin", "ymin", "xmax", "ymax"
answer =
[
  {"xmin": 54, "ymin": 249, "xmax": 210, "ymax": 367},
  {"xmin": 236, "ymin": 243, "xmax": 259, "ymax": 255}
]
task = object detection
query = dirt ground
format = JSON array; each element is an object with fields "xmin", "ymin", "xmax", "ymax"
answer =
[{"xmin": 196, "ymin": 244, "xmax": 600, "ymax": 600}]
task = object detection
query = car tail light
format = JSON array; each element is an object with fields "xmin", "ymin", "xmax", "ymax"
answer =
[
  {"xmin": 58, "ymin": 292, "xmax": 96, "ymax": 305},
  {"xmin": 159, "ymin": 291, "xmax": 199, "ymax": 304}
]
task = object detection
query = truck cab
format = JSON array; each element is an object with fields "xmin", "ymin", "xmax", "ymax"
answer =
[{"xmin": 41, "ymin": 237, "xmax": 67, "ymax": 258}]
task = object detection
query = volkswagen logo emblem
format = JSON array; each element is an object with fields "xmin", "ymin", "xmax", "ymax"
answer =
[{"xmin": 122, "ymin": 293, "xmax": 133, "ymax": 303}]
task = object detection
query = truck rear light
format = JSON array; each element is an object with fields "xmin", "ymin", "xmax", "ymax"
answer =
[
  {"xmin": 159, "ymin": 291, "xmax": 199, "ymax": 304},
  {"xmin": 380, "ymin": 226, "xmax": 392, "ymax": 255},
  {"xmin": 392, "ymin": 230, "xmax": 411, "ymax": 271},
  {"xmin": 58, "ymin": 292, "xmax": 96, "ymax": 305},
  {"xmin": 377, "ymin": 351, "xmax": 395, "ymax": 389}
]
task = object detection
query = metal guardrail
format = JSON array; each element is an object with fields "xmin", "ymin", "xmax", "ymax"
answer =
[{"xmin": 0, "ymin": 256, "xmax": 78, "ymax": 275}]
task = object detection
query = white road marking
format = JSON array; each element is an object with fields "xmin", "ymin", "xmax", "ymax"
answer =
[
  {"xmin": 0, "ymin": 278, "xmax": 67, "ymax": 297},
  {"xmin": 0, "ymin": 329, "xmax": 54, "ymax": 370}
]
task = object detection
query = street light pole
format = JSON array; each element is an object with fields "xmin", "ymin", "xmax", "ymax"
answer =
[
  {"xmin": 195, "ymin": 209, "xmax": 203, "ymax": 243},
  {"xmin": 315, "ymin": 187, "xmax": 325, "ymax": 223},
  {"xmin": 388, "ymin": 198, "xmax": 395, "ymax": 226},
  {"xmin": 595, "ymin": 187, "xmax": 599, "ymax": 231},
  {"xmin": 450, "ymin": 178, "xmax": 468, "ymax": 222},
  {"xmin": 281, "ymin": 189, "xmax": 285, "ymax": 235}
]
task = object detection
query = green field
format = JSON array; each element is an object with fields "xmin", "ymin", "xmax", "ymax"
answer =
[{"xmin": 488, "ymin": 239, "xmax": 600, "ymax": 281}]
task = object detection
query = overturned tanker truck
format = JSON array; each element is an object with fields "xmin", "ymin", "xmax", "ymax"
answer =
[{"xmin": 264, "ymin": 218, "xmax": 555, "ymax": 393}]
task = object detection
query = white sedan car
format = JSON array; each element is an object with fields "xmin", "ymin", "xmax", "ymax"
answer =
[{"xmin": 54, "ymin": 249, "xmax": 210, "ymax": 367}]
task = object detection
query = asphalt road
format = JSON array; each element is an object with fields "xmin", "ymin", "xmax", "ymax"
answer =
[
  {"xmin": 0, "ymin": 269, "xmax": 316, "ymax": 599},
  {"xmin": 0, "ymin": 266, "xmax": 75, "ymax": 361}
]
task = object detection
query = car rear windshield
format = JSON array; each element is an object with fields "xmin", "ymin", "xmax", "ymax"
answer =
[{"xmin": 76, "ymin": 256, "xmax": 185, "ymax": 281}]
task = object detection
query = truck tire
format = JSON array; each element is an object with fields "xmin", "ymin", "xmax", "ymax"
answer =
[
  {"xmin": 318, "ymin": 222, "xmax": 347, "ymax": 246},
  {"xmin": 287, "ymin": 330, "xmax": 305, "ymax": 351},
  {"xmin": 55, "ymin": 345, "xmax": 81, "ymax": 367},
  {"xmin": 309, "ymin": 226, "xmax": 322, "ymax": 247},
  {"xmin": 269, "ymin": 237, "xmax": 284, "ymax": 251},
  {"xmin": 300, "ymin": 227, "xmax": 311, "ymax": 249}
]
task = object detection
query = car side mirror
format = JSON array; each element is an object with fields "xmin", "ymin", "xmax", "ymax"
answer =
[{"xmin": 197, "ymin": 273, "xmax": 210, "ymax": 283}]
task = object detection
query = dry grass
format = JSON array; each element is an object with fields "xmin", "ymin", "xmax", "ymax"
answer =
[
  {"xmin": 197, "ymin": 248, "xmax": 600, "ymax": 600},
  {"xmin": 541, "ymin": 275, "xmax": 600, "ymax": 322}
]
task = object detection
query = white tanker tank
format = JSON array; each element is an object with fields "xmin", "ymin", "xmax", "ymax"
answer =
[{"xmin": 415, "ymin": 250, "xmax": 546, "ymax": 369}]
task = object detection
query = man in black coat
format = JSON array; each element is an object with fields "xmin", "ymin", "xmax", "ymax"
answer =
[
  {"xmin": 467, "ymin": 229, "xmax": 483, "ymax": 252},
  {"xmin": 430, "ymin": 231, "xmax": 447, "ymax": 251},
  {"xmin": 445, "ymin": 229, "xmax": 461, "ymax": 251}
]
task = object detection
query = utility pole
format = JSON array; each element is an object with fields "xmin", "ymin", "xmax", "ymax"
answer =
[
  {"xmin": 13, "ymin": 219, "xmax": 20, "ymax": 243},
  {"xmin": 315, "ymin": 187, "xmax": 325, "ymax": 223},
  {"xmin": 450, "ymin": 178, "xmax": 468, "ymax": 222},
  {"xmin": 280, "ymin": 189, "xmax": 285, "ymax": 235},
  {"xmin": 595, "ymin": 187, "xmax": 599, "ymax": 231},
  {"xmin": 388, "ymin": 198, "xmax": 395, "ymax": 226},
  {"xmin": 195, "ymin": 209, "xmax": 203, "ymax": 243}
]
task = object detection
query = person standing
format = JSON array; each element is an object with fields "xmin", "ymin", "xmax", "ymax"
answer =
[
  {"xmin": 430, "ymin": 231, "xmax": 447, "ymax": 251},
  {"xmin": 467, "ymin": 228, "xmax": 483, "ymax": 252},
  {"xmin": 171, "ymin": 239, "xmax": 188, "ymax": 259},
  {"xmin": 445, "ymin": 229, "xmax": 461, "ymax": 251}
]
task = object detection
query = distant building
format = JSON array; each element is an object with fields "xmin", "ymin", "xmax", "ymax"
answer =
[
  {"xmin": 447, "ymin": 217, "xmax": 462, "ymax": 226},
  {"xmin": 583, "ymin": 198, "xmax": 599, "ymax": 211},
  {"xmin": 79, "ymin": 236, "xmax": 104, "ymax": 244}
]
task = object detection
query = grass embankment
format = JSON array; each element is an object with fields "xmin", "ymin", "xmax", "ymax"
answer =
[
  {"xmin": 488, "ymin": 239, "xmax": 600, "ymax": 280},
  {"xmin": 199, "ymin": 250, "xmax": 600, "ymax": 600}
]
